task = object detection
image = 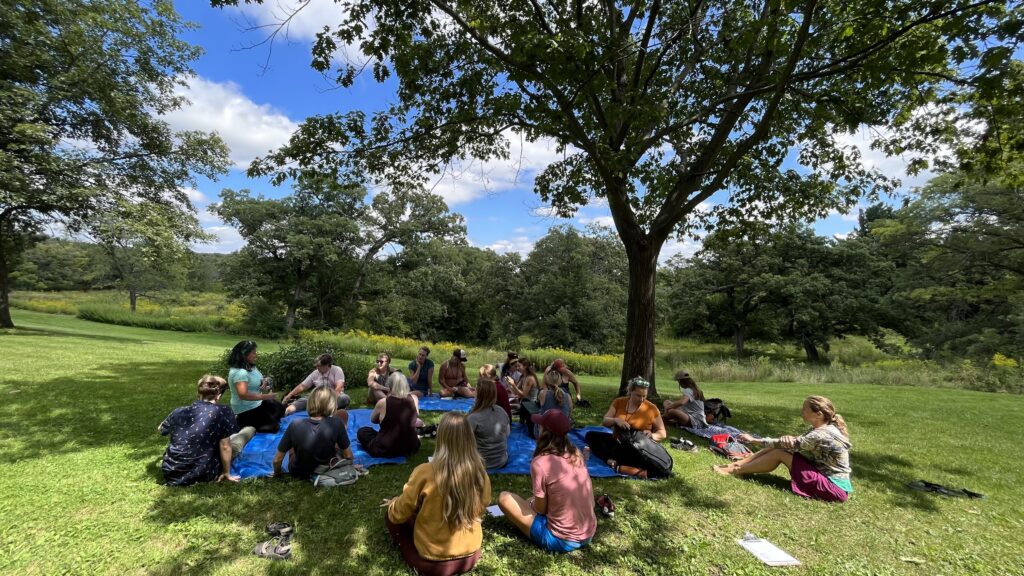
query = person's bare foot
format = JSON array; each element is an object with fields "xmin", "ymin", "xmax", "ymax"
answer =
[{"xmin": 713, "ymin": 464, "xmax": 735, "ymax": 476}]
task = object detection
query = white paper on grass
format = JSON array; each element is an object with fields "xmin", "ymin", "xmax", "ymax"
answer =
[
  {"xmin": 737, "ymin": 534, "xmax": 801, "ymax": 566},
  {"xmin": 486, "ymin": 505, "xmax": 504, "ymax": 517}
]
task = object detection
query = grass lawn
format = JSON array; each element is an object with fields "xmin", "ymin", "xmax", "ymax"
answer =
[{"xmin": 1, "ymin": 310, "xmax": 1022, "ymax": 575}]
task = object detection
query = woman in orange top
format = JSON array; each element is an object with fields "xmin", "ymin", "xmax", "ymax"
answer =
[
  {"xmin": 384, "ymin": 411, "xmax": 491, "ymax": 576},
  {"xmin": 584, "ymin": 376, "xmax": 668, "ymax": 478}
]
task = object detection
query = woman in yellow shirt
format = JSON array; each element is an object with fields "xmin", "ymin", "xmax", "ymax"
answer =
[{"xmin": 384, "ymin": 412, "xmax": 491, "ymax": 576}]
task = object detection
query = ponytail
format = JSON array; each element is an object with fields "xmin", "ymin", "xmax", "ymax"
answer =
[
  {"xmin": 806, "ymin": 395, "xmax": 849, "ymax": 438},
  {"xmin": 543, "ymin": 370, "xmax": 564, "ymax": 405},
  {"xmin": 831, "ymin": 413, "xmax": 849, "ymax": 438}
]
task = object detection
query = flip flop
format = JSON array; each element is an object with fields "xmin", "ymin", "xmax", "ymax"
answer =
[
  {"xmin": 265, "ymin": 522, "xmax": 293, "ymax": 538},
  {"xmin": 253, "ymin": 536, "xmax": 292, "ymax": 560}
]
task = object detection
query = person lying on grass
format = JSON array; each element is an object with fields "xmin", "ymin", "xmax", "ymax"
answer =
[
  {"xmin": 273, "ymin": 386, "xmax": 354, "ymax": 481},
  {"xmin": 282, "ymin": 353, "xmax": 350, "ymax": 426},
  {"xmin": 158, "ymin": 375, "xmax": 254, "ymax": 486},
  {"xmin": 662, "ymin": 370, "xmax": 707, "ymax": 430},
  {"xmin": 383, "ymin": 412, "xmax": 491, "ymax": 576},
  {"xmin": 498, "ymin": 409, "xmax": 597, "ymax": 553},
  {"xmin": 714, "ymin": 395, "xmax": 852, "ymax": 503},
  {"xmin": 585, "ymin": 376, "xmax": 668, "ymax": 479},
  {"xmin": 227, "ymin": 340, "xmax": 286, "ymax": 433}
]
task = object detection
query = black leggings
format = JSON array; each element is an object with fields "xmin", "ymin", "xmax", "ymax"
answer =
[
  {"xmin": 585, "ymin": 430, "xmax": 670, "ymax": 478},
  {"xmin": 236, "ymin": 400, "xmax": 285, "ymax": 433}
]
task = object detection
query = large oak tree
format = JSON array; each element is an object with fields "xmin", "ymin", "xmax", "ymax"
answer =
[{"xmin": 215, "ymin": 0, "xmax": 1021, "ymax": 394}]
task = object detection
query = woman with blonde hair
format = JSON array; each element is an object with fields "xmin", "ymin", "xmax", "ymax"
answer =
[
  {"xmin": 584, "ymin": 376, "xmax": 668, "ymax": 478},
  {"xmin": 385, "ymin": 412, "xmax": 491, "ymax": 576},
  {"xmin": 358, "ymin": 372, "xmax": 420, "ymax": 458},
  {"xmin": 273, "ymin": 386, "xmax": 353, "ymax": 481},
  {"xmin": 468, "ymin": 375, "xmax": 510, "ymax": 469},
  {"xmin": 714, "ymin": 395, "xmax": 853, "ymax": 502},
  {"xmin": 535, "ymin": 370, "xmax": 572, "ymax": 436},
  {"xmin": 498, "ymin": 409, "xmax": 597, "ymax": 552}
]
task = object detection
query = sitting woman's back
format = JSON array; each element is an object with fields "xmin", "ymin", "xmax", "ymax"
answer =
[
  {"xmin": 357, "ymin": 372, "xmax": 420, "ymax": 458},
  {"xmin": 468, "ymin": 377, "xmax": 510, "ymax": 469}
]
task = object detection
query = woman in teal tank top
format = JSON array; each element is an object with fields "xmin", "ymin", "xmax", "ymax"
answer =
[{"xmin": 227, "ymin": 340, "xmax": 285, "ymax": 433}]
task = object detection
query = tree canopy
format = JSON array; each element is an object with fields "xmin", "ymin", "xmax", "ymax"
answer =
[
  {"xmin": 0, "ymin": 0, "xmax": 229, "ymax": 327},
  {"xmin": 214, "ymin": 0, "xmax": 1022, "ymax": 394}
]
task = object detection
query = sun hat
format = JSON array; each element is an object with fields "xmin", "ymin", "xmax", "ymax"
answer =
[{"xmin": 531, "ymin": 409, "xmax": 571, "ymax": 437}]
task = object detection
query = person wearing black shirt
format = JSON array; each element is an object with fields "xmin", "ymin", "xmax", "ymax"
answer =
[{"xmin": 274, "ymin": 387, "xmax": 353, "ymax": 480}]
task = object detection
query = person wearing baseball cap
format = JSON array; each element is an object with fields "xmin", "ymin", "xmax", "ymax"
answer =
[
  {"xmin": 544, "ymin": 358, "xmax": 585, "ymax": 405},
  {"xmin": 438, "ymin": 349, "xmax": 475, "ymax": 398},
  {"xmin": 497, "ymin": 409, "xmax": 597, "ymax": 553}
]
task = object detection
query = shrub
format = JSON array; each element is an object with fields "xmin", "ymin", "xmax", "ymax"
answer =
[{"xmin": 76, "ymin": 304, "xmax": 223, "ymax": 333}]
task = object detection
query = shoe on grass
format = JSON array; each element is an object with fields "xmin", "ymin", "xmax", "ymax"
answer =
[{"xmin": 230, "ymin": 426, "xmax": 256, "ymax": 458}]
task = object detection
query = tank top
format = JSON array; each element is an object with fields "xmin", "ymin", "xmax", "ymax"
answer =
[{"xmin": 370, "ymin": 396, "xmax": 420, "ymax": 457}]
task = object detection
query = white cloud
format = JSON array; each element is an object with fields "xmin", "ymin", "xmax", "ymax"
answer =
[
  {"xmin": 660, "ymin": 237, "xmax": 703, "ymax": 263},
  {"xmin": 578, "ymin": 215, "xmax": 615, "ymax": 228},
  {"xmin": 831, "ymin": 126, "xmax": 936, "ymax": 191},
  {"xmin": 182, "ymin": 187, "xmax": 208, "ymax": 204},
  {"xmin": 162, "ymin": 76, "xmax": 298, "ymax": 168},
  {"xmin": 485, "ymin": 236, "xmax": 535, "ymax": 256},
  {"xmin": 427, "ymin": 133, "xmax": 570, "ymax": 206},
  {"xmin": 531, "ymin": 205, "xmax": 563, "ymax": 218},
  {"xmin": 233, "ymin": 0, "xmax": 347, "ymax": 41},
  {"xmin": 194, "ymin": 225, "xmax": 245, "ymax": 254},
  {"xmin": 833, "ymin": 232, "xmax": 851, "ymax": 241}
]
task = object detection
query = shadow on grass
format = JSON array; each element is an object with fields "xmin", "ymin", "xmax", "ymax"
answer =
[
  {"xmin": 0, "ymin": 359, "xmax": 219, "ymax": 465},
  {"xmin": 0, "ymin": 324, "xmax": 145, "ymax": 344}
]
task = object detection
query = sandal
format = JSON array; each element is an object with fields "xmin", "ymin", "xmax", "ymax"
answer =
[
  {"xmin": 265, "ymin": 522, "xmax": 293, "ymax": 538},
  {"xmin": 353, "ymin": 464, "xmax": 370, "ymax": 477},
  {"xmin": 253, "ymin": 536, "xmax": 292, "ymax": 560},
  {"xmin": 670, "ymin": 438, "xmax": 697, "ymax": 452}
]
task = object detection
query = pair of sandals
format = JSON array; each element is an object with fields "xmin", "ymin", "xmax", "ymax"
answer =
[
  {"xmin": 254, "ymin": 522, "xmax": 293, "ymax": 560},
  {"xmin": 418, "ymin": 424, "xmax": 438, "ymax": 438},
  {"xmin": 670, "ymin": 438, "xmax": 698, "ymax": 452}
]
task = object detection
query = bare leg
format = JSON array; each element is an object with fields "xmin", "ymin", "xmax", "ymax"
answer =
[
  {"xmin": 411, "ymin": 390, "xmax": 425, "ymax": 398},
  {"xmin": 497, "ymin": 491, "xmax": 535, "ymax": 538},
  {"xmin": 439, "ymin": 387, "xmax": 454, "ymax": 398},
  {"xmin": 715, "ymin": 448, "xmax": 793, "ymax": 476},
  {"xmin": 284, "ymin": 404, "xmax": 297, "ymax": 416},
  {"xmin": 664, "ymin": 409, "xmax": 692, "ymax": 427},
  {"xmin": 456, "ymin": 386, "xmax": 476, "ymax": 398}
]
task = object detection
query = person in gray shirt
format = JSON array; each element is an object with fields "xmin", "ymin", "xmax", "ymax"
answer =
[
  {"xmin": 468, "ymin": 378, "xmax": 510, "ymax": 469},
  {"xmin": 663, "ymin": 370, "xmax": 707, "ymax": 429}
]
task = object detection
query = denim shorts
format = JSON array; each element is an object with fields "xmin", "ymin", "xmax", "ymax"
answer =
[{"xmin": 530, "ymin": 514, "xmax": 591, "ymax": 553}]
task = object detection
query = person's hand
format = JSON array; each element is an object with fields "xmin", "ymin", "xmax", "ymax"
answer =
[
  {"xmin": 379, "ymin": 497, "xmax": 396, "ymax": 508},
  {"xmin": 779, "ymin": 435, "xmax": 798, "ymax": 449},
  {"xmin": 614, "ymin": 418, "xmax": 631, "ymax": 430},
  {"xmin": 737, "ymin": 433, "xmax": 756, "ymax": 444},
  {"xmin": 576, "ymin": 394, "xmax": 582, "ymax": 402},
  {"xmin": 642, "ymin": 429, "xmax": 653, "ymax": 438},
  {"xmin": 216, "ymin": 473, "xmax": 240, "ymax": 483}
]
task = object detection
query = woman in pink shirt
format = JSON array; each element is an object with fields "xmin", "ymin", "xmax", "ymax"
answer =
[{"xmin": 497, "ymin": 409, "xmax": 597, "ymax": 553}]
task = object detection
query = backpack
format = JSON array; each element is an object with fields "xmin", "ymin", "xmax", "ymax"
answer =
[
  {"xmin": 704, "ymin": 398, "xmax": 732, "ymax": 425},
  {"xmin": 312, "ymin": 457, "xmax": 359, "ymax": 488},
  {"xmin": 619, "ymin": 430, "xmax": 674, "ymax": 477},
  {"xmin": 709, "ymin": 433, "xmax": 752, "ymax": 461}
]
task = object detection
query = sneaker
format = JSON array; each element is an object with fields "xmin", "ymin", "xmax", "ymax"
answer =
[
  {"xmin": 596, "ymin": 494, "xmax": 615, "ymax": 517},
  {"xmin": 418, "ymin": 424, "xmax": 438, "ymax": 439},
  {"xmin": 670, "ymin": 438, "xmax": 697, "ymax": 452},
  {"xmin": 229, "ymin": 426, "xmax": 256, "ymax": 458}
]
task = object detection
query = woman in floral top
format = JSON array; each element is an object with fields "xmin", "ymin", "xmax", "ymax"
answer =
[{"xmin": 714, "ymin": 396, "xmax": 852, "ymax": 502}]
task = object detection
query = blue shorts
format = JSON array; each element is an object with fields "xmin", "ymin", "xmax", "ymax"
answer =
[{"xmin": 529, "ymin": 514, "xmax": 590, "ymax": 553}]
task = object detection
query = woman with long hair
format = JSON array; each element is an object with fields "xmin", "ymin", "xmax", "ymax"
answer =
[
  {"xmin": 662, "ymin": 370, "xmax": 707, "ymax": 429},
  {"xmin": 226, "ymin": 340, "xmax": 285, "ymax": 433},
  {"xmin": 358, "ymin": 372, "xmax": 420, "ymax": 458},
  {"xmin": 535, "ymin": 370, "xmax": 572, "ymax": 436},
  {"xmin": 498, "ymin": 409, "xmax": 597, "ymax": 552},
  {"xmin": 515, "ymin": 358, "xmax": 540, "ymax": 403},
  {"xmin": 468, "ymin": 375, "xmax": 510, "ymax": 469},
  {"xmin": 584, "ymin": 376, "xmax": 668, "ymax": 478},
  {"xmin": 385, "ymin": 412, "xmax": 491, "ymax": 576},
  {"xmin": 714, "ymin": 396, "xmax": 853, "ymax": 502},
  {"xmin": 479, "ymin": 364, "xmax": 512, "ymax": 421}
]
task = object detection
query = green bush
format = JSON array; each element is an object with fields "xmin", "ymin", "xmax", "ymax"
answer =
[{"xmin": 209, "ymin": 340, "xmax": 378, "ymax": 395}]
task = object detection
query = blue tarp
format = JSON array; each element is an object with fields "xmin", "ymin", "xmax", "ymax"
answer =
[
  {"xmin": 232, "ymin": 408, "xmax": 635, "ymax": 479},
  {"xmin": 231, "ymin": 409, "xmax": 406, "ymax": 479},
  {"xmin": 416, "ymin": 396, "xmax": 474, "ymax": 412}
]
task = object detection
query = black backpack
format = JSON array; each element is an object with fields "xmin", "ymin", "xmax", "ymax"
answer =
[
  {"xmin": 704, "ymin": 398, "xmax": 732, "ymax": 425},
  {"xmin": 619, "ymin": 430, "xmax": 674, "ymax": 477}
]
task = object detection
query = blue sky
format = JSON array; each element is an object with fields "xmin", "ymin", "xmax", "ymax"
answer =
[{"xmin": 170, "ymin": 1, "xmax": 932, "ymax": 259}]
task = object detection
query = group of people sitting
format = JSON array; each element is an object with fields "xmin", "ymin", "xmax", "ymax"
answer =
[{"xmin": 159, "ymin": 340, "xmax": 853, "ymax": 573}]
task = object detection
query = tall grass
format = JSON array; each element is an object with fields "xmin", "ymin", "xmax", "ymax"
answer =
[{"xmin": 76, "ymin": 304, "xmax": 230, "ymax": 333}]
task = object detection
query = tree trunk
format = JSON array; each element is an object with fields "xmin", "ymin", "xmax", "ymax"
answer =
[
  {"xmin": 345, "ymin": 256, "xmax": 372, "ymax": 315},
  {"xmin": 285, "ymin": 272, "xmax": 309, "ymax": 332},
  {"xmin": 734, "ymin": 325, "xmax": 746, "ymax": 357},
  {"xmin": 129, "ymin": 289, "xmax": 138, "ymax": 313},
  {"xmin": 802, "ymin": 338, "xmax": 821, "ymax": 363},
  {"xmin": 617, "ymin": 243, "xmax": 660, "ymax": 398},
  {"xmin": 0, "ymin": 245, "xmax": 13, "ymax": 328}
]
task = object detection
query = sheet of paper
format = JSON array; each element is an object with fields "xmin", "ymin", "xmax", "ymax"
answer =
[
  {"xmin": 427, "ymin": 456, "xmax": 434, "ymax": 462},
  {"xmin": 486, "ymin": 505, "xmax": 504, "ymax": 517},
  {"xmin": 737, "ymin": 536, "xmax": 800, "ymax": 566}
]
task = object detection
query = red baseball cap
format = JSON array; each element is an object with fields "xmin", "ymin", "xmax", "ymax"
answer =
[
  {"xmin": 531, "ymin": 409, "xmax": 571, "ymax": 437},
  {"xmin": 551, "ymin": 359, "xmax": 566, "ymax": 371}
]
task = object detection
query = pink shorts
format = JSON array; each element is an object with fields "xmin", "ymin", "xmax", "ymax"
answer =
[{"xmin": 790, "ymin": 453, "xmax": 849, "ymax": 502}]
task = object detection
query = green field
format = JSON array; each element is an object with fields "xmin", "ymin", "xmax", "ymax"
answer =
[{"xmin": 1, "ymin": 310, "xmax": 1022, "ymax": 575}]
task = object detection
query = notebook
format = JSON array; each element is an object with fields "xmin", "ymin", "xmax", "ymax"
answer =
[{"xmin": 737, "ymin": 533, "xmax": 801, "ymax": 566}]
